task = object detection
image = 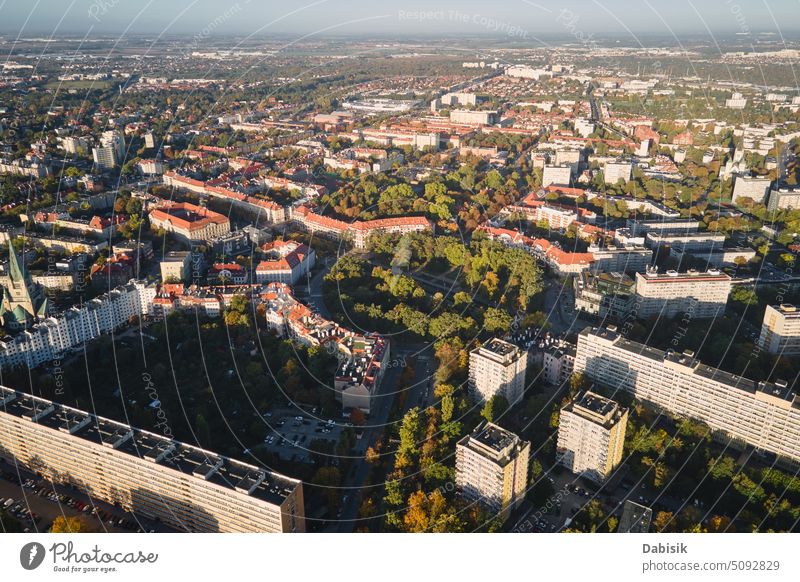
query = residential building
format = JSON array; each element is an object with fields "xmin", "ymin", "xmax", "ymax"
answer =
[
  {"xmin": 726, "ymin": 92, "xmax": 748, "ymax": 109},
  {"xmin": 542, "ymin": 164, "xmax": 574, "ymax": 187},
  {"xmin": 333, "ymin": 333, "xmax": 389, "ymax": 414},
  {"xmin": 557, "ymin": 390, "xmax": 628, "ymax": 483},
  {"xmin": 0, "ymin": 386, "xmax": 304, "ymax": 533},
  {"xmin": 160, "ymin": 251, "xmax": 191, "ymax": 283},
  {"xmin": 626, "ymin": 218, "xmax": 700, "ymax": 237},
  {"xmin": 449, "ymin": 109, "xmax": 497, "ymax": 126},
  {"xmin": 767, "ymin": 187, "xmax": 800, "ymax": 211},
  {"xmin": 758, "ymin": 304, "xmax": 800, "ymax": 355},
  {"xmin": 590, "ymin": 244, "xmax": 653, "ymax": 274},
  {"xmin": 92, "ymin": 146, "xmax": 116, "ymax": 170},
  {"xmin": 645, "ymin": 231, "xmax": 725, "ymax": 253},
  {"xmin": 0, "ymin": 280, "xmax": 156, "ymax": 368},
  {"xmin": 431, "ymin": 92, "xmax": 477, "ymax": 112},
  {"xmin": 634, "ymin": 268, "xmax": 732, "ymax": 319},
  {"xmin": 542, "ymin": 341, "xmax": 576, "ymax": 386},
  {"xmin": 257, "ymin": 282, "xmax": 389, "ymax": 414},
  {"xmin": 92, "ymin": 130, "xmax": 126, "ymax": 170},
  {"xmin": 101, "ymin": 129, "xmax": 126, "ymax": 161},
  {"xmin": 670, "ymin": 246, "xmax": 756, "ymax": 269},
  {"xmin": 60, "ymin": 136, "xmax": 90, "ymax": 155},
  {"xmin": 575, "ymin": 326, "xmax": 800, "ymax": 465},
  {"xmin": 0, "ymin": 156, "xmax": 51, "ymax": 178},
  {"xmin": 604, "ymin": 160, "xmax": 632, "ymax": 184},
  {"xmin": 732, "ymin": 175, "xmax": 771, "ymax": 205},
  {"xmin": 455, "ymin": 421, "xmax": 530, "ymax": 522},
  {"xmin": 574, "ymin": 271, "xmax": 636, "ymax": 321},
  {"xmin": 138, "ymin": 159, "xmax": 164, "ymax": 175},
  {"xmin": 469, "ymin": 338, "xmax": 527, "ymax": 404}
]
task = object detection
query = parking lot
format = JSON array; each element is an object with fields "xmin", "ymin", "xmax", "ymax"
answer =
[
  {"xmin": 259, "ymin": 410, "xmax": 347, "ymax": 464},
  {"xmin": 0, "ymin": 465, "xmax": 165, "ymax": 533}
]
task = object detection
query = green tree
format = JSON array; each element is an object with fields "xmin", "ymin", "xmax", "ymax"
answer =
[
  {"xmin": 480, "ymin": 395, "xmax": 509, "ymax": 423},
  {"xmin": 483, "ymin": 307, "xmax": 512, "ymax": 333}
]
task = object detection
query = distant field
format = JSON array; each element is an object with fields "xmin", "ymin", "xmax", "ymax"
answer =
[{"xmin": 43, "ymin": 80, "xmax": 114, "ymax": 91}]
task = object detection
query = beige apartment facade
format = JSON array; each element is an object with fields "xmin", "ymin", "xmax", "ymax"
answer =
[
  {"xmin": 557, "ymin": 391, "xmax": 628, "ymax": 482},
  {"xmin": 455, "ymin": 422, "xmax": 530, "ymax": 522},
  {"xmin": 0, "ymin": 386, "xmax": 304, "ymax": 533}
]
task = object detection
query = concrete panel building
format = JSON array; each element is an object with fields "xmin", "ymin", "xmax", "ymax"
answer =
[
  {"xmin": 574, "ymin": 326, "xmax": 800, "ymax": 465},
  {"xmin": 0, "ymin": 386, "xmax": 305, "ymax": 532},
  {"xmin": 557, "ymin": 390, "xmax": 628, "ymax": 483},
  {"xmin": 634, "ymin": 268, "xmax": 732, "ymax": 319},
  {"xmin": 732, "ymin": 176, "xmax": 771, "ymax": 205},
  {"xmin": 758, "ymin": 304, "xmax": 800, "ymax": 355},
  {"xmin": 469, "ymin": 338, "xmax": 527, "ymax": 404},
  {"xmin": 604, "ymin": 160, "xmax": 633, "ymax": 184},
  {"xmin": 455, "ymin": 421, "xmax": 530, "ymax": 522},
  {"xmin": 767, "ymin": 188, "xmax": 800, "ymax": 211}
]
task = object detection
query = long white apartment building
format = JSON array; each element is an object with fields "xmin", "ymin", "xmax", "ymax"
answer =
[
  {"xmin": 758, "ymin": 304, "xmax": 800, "ymax": 355},
  {"xmin": 455, "ymin": 421, "xmax": 530, "ymax": 522},
  {"xmin": 468, "ymin": 338, "xmax": 527, "ymax": 404},
  {"xmin": 634, "ymin": 268, "xmax": 732, "ymax": 319},
  {"xmin": 645, "ymin": 231, "xmax": 726, "ymax": 252},
  {"xmin": 557, "ymin": 390, "xmax": 628, "ymax": 483},
  {"xmin": 0, "ymin": 280, "xmax": 156, "ymax": 368},
  {"xmin": 575, "ymin": 326, "xmax": 800, "ymax": 465},
  {"xmin": 449, "ymin": 109, "xmax": 498, "ymax": 126},
  {"xmin": 626, "ymin": 218, "xmax": 700, "ymax": 237},
  {"xmin": 590, "ymin": 244, "xmax": 653, "ymax": 274},
  {"xmin": 0, "ymin": 386, "xmax": 304, "ymax": 532}
]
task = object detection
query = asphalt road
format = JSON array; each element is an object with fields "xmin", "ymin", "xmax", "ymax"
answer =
[{"xmin": 334, "ymin": 342, "xmax": 434, "ymax": 532}]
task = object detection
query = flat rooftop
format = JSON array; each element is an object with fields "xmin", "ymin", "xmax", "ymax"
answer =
[
  {"xmin": 480, "ymin": 338, "xmax": 520, "ymax": 359},
  {"xmin": 575, "ymin": 391, "xmax": 617, "ymax": 417},
  {"xmin": 581, "ymin": 327, "xmax": 798, "ymax": 407},
  {"xmin": 470, "ymin": 422, "xmax": 518, "ymax": 453}
]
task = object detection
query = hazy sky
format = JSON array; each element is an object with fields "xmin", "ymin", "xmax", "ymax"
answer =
[{"xmin": 1, "ymin": 0, "xmax": 799, "ymax": 38}]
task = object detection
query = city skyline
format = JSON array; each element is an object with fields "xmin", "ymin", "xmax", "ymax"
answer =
[{"xmin": 0, "ymin": 0, "xmax": 799, "ymax": 38}]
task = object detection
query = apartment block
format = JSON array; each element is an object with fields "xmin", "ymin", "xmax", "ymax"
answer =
[
  {"xmin": 767, "ymin": 188, "xmax": 800, "ymax": 211},
  {"xmin": 149, "ymin": 202, "xmax": 230, "ymax": 242},
  {"xmin": 645, "ymin": 231, "xmax": 725, "ymax": 252},
  {"xmin": 455, "ymin": 421, "xmax": 530, "ymax": 522},
  {"xmin": 634, "ymin": 269, "xmax": 732, "ymax": 319},
  {"xmin": 574, "ymin": 326, "xmax": 800, "ymax": 464},
  {"xmin": 557, "ymin": 390, "xmax": 628, "ymax": 483},
  {"xmin": 469, "ymin": 338, "xmax": 527, "ymax": 404},
  {"xmin": 574, "ymin": 271, "xmax": 636, "ymax": 321},
  {"xmin": 542, "ymin": 341, "xmax": 576, "ymax": 386},
  {"xmin": 626, "ymin": 218, "xmax": 700, "ymax": 237},
  {"xmin": 604, "ymin": 160, "xmax": 632, "ymax": 184},
  {"xmin": 590, "ymin": 244, "xmax": 653, "ymax": 274},
  {"xmin": 0, "ymin": 280, "xmax": 156, "ymax": 368},
  {"xmin": 759, "ymin": 304, "xmax": 800, "ymax": 355},
  {"xmin": 542, "ymin": 164, "xmax": 574, "ymax": 187},
  {"xmin": 732, "ymin": 175, "xmax": 771, "ymax": 205},
  {"xmin": 0, "ymin": 386, "xmax": 304, "ymax": 533},
  {"xmin": 160, "ymin": 251, "xmax": 192, "ymax": 283},
  {"xmin": 449, "ymin": 109, "xmax": 497, "ymax": 126}
]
